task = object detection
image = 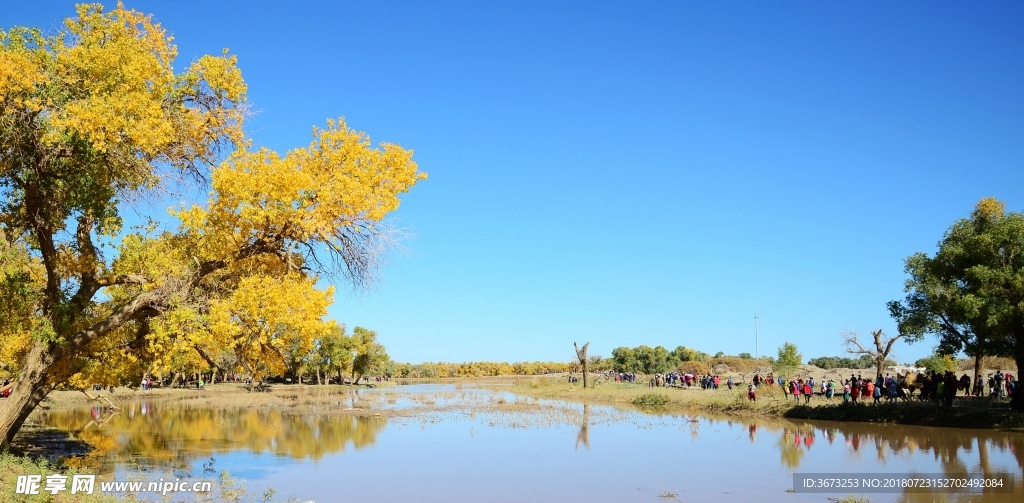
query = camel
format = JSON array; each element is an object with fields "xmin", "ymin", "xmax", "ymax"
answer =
[
  {"xmin": 957, "ymin": 374, "xmax": 972, "ymax": 394},
  {"xmin": 898, "ymin": 372, "xmax": 930, "ymax": 399}
]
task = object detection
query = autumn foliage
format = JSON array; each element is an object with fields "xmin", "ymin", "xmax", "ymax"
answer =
[
  {"xmin": 391, "ymin": 361, "xmax": 575, "ymax": 378},
  {"xmin": 0, "ymin": 4, "xmax": 424, "ymax": 445}
]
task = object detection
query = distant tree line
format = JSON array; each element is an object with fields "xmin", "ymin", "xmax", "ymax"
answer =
[
  {"xmin": 610, "ymin": 345, "xmax": 708, "ymax": 374},
  {"xmin": 389, "ymin": 361, "xmax": 574, "ymax": 378},
  {"xmin": 806, "ymin": 354, "xmax": 894, "ymax": 370}
]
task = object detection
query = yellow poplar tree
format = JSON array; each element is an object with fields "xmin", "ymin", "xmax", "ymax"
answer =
[{"xmin": 0, "ymin": 4, "xmax": 424, "ymax": 446}]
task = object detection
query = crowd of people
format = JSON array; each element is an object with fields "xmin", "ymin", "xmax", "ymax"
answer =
[
  {"xmin": 975, "ymin": 370, "xmax": 1012, "ymax": 398},
  {"xmin": 742, "ymin": 370, "xmax": 1020, "ymax": 409},
  {"xmin": 599, "ymin": 368, "xmax": 1021, "ymax": 410},
  {"xmin": 912, "ymin": 369, "xmax": 1016, "ymax": 406},
  {"xmin": 609, "ymin": 371, "xmax": 739, "ymax": 389}
]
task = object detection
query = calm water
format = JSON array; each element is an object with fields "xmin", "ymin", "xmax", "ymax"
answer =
[{"xmin": 36, "ymin": 384, "xmax": 1024, "ymax": 502}]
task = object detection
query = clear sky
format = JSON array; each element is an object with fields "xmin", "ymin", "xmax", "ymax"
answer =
[{"xmin": 5, "ymin": 1, "xmax": 1023, "ymax": 365}]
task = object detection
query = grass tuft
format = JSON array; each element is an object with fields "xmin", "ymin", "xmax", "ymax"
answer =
[
  {"xmin": 828, "ymin": 495, "xmax": 872, "ymax": 503},
  {"xmin": 633, "ymin": 393, "xmax": 669, "ymax": 408}
]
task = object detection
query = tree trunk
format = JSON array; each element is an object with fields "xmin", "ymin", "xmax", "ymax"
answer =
[
  {"xmin": 574, "ymin": 342, "xmax": 589, "ymax": 389},
  {"xmin": 974, "ymin": 355, "xmax": 983, "ymax": 391},
  {"xmin": 316, "ymin": 368, "xmax": 322, "ymax": 385},
  {"xmin": 0, "ymin": 343, "xmax": 58, "ymax": 447},
  {"xmin": 978, "ymin": 431, "xmax": 991, "ymax": 475},
  {"xmin": 575, "ymin": 403, "xmax": 590, "ymax": 450}
]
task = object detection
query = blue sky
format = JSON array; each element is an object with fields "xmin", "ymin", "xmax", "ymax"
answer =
[{"xmin": 6, "ymin": 1, "xmax": 1023, "ymax": 364}]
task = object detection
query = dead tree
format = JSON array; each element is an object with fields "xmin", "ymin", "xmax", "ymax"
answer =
[
  {"xmin": 843, "ymin": 329, "xmax": 905, "ymax": 381},
  {"xmin": 574, "ymin": 342, "xmax": 590, "ymax": 388},
  {"xmin": 79, "ymin": 390, "xmax": 121, "ymax": 410}
]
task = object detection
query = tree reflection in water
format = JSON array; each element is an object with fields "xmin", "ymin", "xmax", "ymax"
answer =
[
  {"xmin": 719, "ymin": 414, "xmax": 1023, "ymax": 503},
  {"xmin": 575, "ymin": 403, "xmax": 589, "ymax": 451},
  {"xmin": 35, "ymin": 395, "xmax": 1024, "ymax": 502},
  {"xmin": 36, "ymin": 401, "xmax": 387, "ymax": 473}
]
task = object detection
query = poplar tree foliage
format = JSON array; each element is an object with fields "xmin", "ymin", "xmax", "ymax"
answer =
[
  {"xmin": 0, "ymin": 4, "xmax": 425, "ymax": 446},
  {"xmin": 349, "ymin": 327, "xmax": 389, "ymax": 384},
  {"xmin": 610, "ymin": 345, "xmax": 705, "ymax": 374},
  {"xmin": 775, "ymin": 342, "xmax": 802, "ymax": 375},
  {"xmin": 888, "ymin": 198, "xmax": 1024, "ymax": 379}
]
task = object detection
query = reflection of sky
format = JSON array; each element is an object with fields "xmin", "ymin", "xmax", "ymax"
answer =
[{"xmin": 72, "ymin": 385, "xmax": 1024, "ymax": 502}]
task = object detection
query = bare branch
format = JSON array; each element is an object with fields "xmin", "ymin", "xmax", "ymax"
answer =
[
  {"xmin": 80, "ymin": 390, "xmax": 121, "ymax": 410},
  {"xmin": 842, "ymin": 330, "xmax": 871, "ymax": 355}
]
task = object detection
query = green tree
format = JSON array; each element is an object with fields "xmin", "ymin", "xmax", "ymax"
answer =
[
  {"xmin": 888, "ymin": 198, "xmax": 1024, "ymax": 383},
  {"xmin": 670, "ymin": 345, "xmax": 702, "ymax": 363},
  {"xmin": 351, "ymin": 327, "xmax": 388, "ymax": 383},
  {"xmin": 633, "ymin": 345, "xmax": 655, "ymax": 373},
  {"xmin": 611, "ymin": 347, "xmax": 638, "ymax": 373},
  {"xmin": 776, "ymin": 342, "xmax": 802, "ymax": 375},
  {"xmin": 915, "ymin": 353, "xmax": 958, "ymax": 373},
  {"xmin": 807, "ymin": 355, "xmax": 893, "ymax": 370},
  {"xmin": 649, "ymin": 345, "xmax": 675, "ymax": 373},
  {"xmin": 308, "ymin": 323, "xmax": 355, "ymax": 385}
]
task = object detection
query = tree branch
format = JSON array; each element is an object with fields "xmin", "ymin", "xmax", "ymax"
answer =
[
  {"xmin": 59, "ymin": 290, "xmax": 166, "ymax": 358},
  {"xmin": 67, "ymin": 215, "xmax": 103, "ymax": 326},
  {"xmin": 842, "ymin": 331, "xmax": 871, "ymax": 355},
  {"xmin": 95, "ymin": 274, "xmax": 150, "ymax": 287}
]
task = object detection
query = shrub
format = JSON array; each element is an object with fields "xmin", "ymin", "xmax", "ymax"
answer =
[
  {"xmin": 915, "ymin": 353, "xmax": 957, "ymax": 373},
  {"xmin": 633, "ymin": 393, "xmax": 669, "ymax": 407},
  {"xmin": 708, "ymin": 356, "xmax": 760, "ymax": 373},
  {"xmin": 956, "ymin": 356, "xmax": 1018, "ymax": 372},
  {"xmin": 988, "ymin": 356, "xmax": 1018, "ymax": 371},
  {"xmin": 677, "ymin": 361, "xmax": 710, "ymax": 375}
]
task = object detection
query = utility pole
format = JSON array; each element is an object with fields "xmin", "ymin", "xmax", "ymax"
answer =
[{"xmin": 754, "ymin": 310, "xmax": 759, "ymax": 359}]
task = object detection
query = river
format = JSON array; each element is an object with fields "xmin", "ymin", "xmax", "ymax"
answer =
[{"xmin": 34, "ymin": 384, "xmax": 1024, "ymax": 502}]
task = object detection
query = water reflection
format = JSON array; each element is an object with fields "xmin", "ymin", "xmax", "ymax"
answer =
[
  {"xmin": 31, "ymin": 386, "xmax": 1024, "ymax": 502},
  {"xmin": 777, "ymin": 429, "xmax": 807, "ymax": 468},
  {"xmin": 575, "ymin": 403, "xmax": 590, "ymax": 450},
  {"xmin": 715, "ymin": 414, "xmax": 1022, "ymax": 502},
  {"xmin": 37, "ymin": 401, "xmax": 386, "ymax": 472}
]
